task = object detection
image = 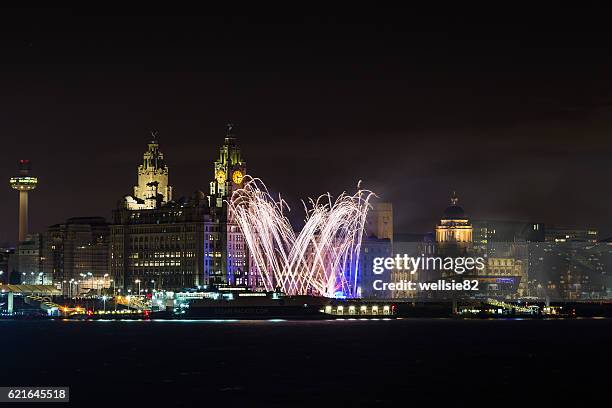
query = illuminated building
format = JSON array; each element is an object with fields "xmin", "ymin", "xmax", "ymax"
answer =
[
  {"xmin": 435, "ymin": 192, "xmax": 472, "ymax": 247},
  {"xmin": 470, "ymin": 219, "xmax": 544, "ymax": 298},
  {"xmin": 529, "ymin": 239, "xmax": 608, "ymax": 300},
  {"xmin": 110, "ymin": 133, "xmax": 207, "ymax": 292},
  {"xmin": 111, "ymin": 193, "xmax": 209, "ymax": 292},
  {"xmin": 433, "ymin": 195, "xmax": 530, "ymax": 299},
  {"xmin": 125, "ymin": 133, "xmax": 173, "ymax": 210},
  {"xmin": 479, "ymin": 257, "xmax": 528, "ymax": 298},
  {"xmin": 43, "ymin": 217, "xmax": 110, "ymax": 293},
  {"xmin": 544, "ymin": 226, "xmax": 598, "ymax": 243},
  {"xmin": 472, "ymin": 219, "xmax": 545, "ymax": 255},
  {"xmin": 390, "ymin": 234, "xmax": 436, "ymax": 299},
  {"xmin": 207, "ymin": 123, "xmax": 249, "ymax": 288},
  {"xmin": 9, "ymin": 160, "xmax": 38, "ymax": 242},
  {"xmin": 365, "ymin": 202, "xmax": 393, "ymax": 242},
  {"xmin": 210, "ymin": 123, "xmax": 246, "ymax": 207},
  {"xmin": 8, "ymin": 234, "xmax": 45, "ymax": 285},
  {"xmin": 360, "ymin": 202, "xmax": 394, "ymax": 298},
  {"xmin": 110, "ymin": 126, "xmax": 250, "ymax": 293},
  {"xmin": 359, "ymin": 237, "xmax": 392, "ymax": 298}
]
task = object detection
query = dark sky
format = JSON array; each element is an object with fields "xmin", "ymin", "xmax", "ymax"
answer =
[{"xmin": 1, "ymin": 7, "xmax": 611, "ymax": 244}]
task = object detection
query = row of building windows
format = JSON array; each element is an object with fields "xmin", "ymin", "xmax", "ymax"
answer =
[
  {"xmin": 129, "ymin": 252, "xmax": 195, "ymax": 259},
  {"xmin": 130, "ymin": 235, "xmax": 198, "ymax": 242},
  {"xmin": 132, "ymin": 261, "xmax": 183, "ymax": 267}
]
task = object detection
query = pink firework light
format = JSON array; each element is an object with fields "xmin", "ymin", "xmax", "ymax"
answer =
[{"xmin": 228, "ymin": 176, "xmax": 375, "ymax": 298}]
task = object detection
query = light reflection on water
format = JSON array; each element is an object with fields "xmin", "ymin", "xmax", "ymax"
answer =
[{"xmin": 2, "ymin": 317, "xmax": 609, "ymax": 326}]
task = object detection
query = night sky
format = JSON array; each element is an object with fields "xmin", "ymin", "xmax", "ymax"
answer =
[{"xmin": 1, "ymin": 7, "xmax": 611, "ymax": 244}]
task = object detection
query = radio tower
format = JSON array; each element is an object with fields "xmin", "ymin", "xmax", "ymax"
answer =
[{"xmin": 9, "ymin": 160, "xmax": 38, "ymax": 242}]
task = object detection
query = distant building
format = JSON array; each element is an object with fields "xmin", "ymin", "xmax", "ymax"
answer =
[
  {"xmin": 544, "ymin": 226, "xmax": 598, "ymax": 243},
  {"xmin": 9, "ymin": 234, "xmax": 45, "ymax": 285},
  {"xmin": 125, "ymin": 136, "xmax": 173, "ymax": 210},
  {"xmin": 210, "ymin": 123, "xmax": 246, "ymax": 207},
  {"xmin": 359, "ymin": 202, "xmax": 393, "ymax": 298},
  {"xmin": 0, "ymin": 247, "xmax": 12, "ymax": 284},
  {"xmin": 472, "ymin": 219, "xmax": 545, "ymax": 252},
  {"xmin": 435, "ymin": 192, "xmax": 472, "ymax": 250},
  {"xmin": 480, "ymin": 256, "xmax": 528, "ymax": 297},
  {"xmin": 359, "ymin": 236, "xmax": 392, "ymax": 298},
  {"xmin": 208, "ymin": 123, "xmax": 249, "ymax": 288},
  {"xmin": 529, "ymin": 240, "xmax": 608, "ymax": 300},
  {"xmin": 365, "ymin": 202, "xmax": 393, "ymax": 242},
  {"xmin": 43, "ymin": 217, "xmax": 110, "ymax": 293},
  {"xmin": 110, "ymin": 125, "xmax": 250, "ymax": 293},
  {"xmin": 111, "ymin": 194, "xmax": 209, "ymax": 292},
  {"xmin": 524, "ymin": 226, "xmax": 603, "ymax": 300},
  {"xmin": 391, "ymin": 233, "xmax": 435, "ymax": 299}
]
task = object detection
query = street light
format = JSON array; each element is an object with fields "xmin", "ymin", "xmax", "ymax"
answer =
[
  {"xmin": 135, "ymin": 279, "xmax": 141, "ymax": 296},
  {"xmin": 102, "ymin": 295, "xmax": 108, "ymax": 312}
]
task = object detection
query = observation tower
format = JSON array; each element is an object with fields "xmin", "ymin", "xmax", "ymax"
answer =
[{"xmin": 9, "ymin": 160, "xmax": 38, "ymax": 242}]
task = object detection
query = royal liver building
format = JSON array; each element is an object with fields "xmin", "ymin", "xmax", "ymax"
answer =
[{"xmin": 110, "ymin": 126, "xmax": 251, "ymax": 293}]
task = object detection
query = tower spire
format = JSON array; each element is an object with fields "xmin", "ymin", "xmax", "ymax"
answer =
[
  {"xmin": 150, "ymin": 129, "xmax": 159, "ymax": 144},
  {"xmin": 127, "ymin": 136, "xmax": 172, "ymax": 210},
  {"xmin": 451, "ymin": 191, "xmax": 459, "ymax": 206}
]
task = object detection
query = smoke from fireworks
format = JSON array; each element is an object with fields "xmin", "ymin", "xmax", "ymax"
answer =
[{"xmin": 228, "ymin": 177, "xmax": 375, "ymax": 298}]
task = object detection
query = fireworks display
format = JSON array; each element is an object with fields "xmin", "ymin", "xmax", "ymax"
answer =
[{"xmin": 228, "ymin": 177, "xmax": 374, "ymax": 298}]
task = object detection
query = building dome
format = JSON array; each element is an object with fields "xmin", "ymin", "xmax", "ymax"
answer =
[
  {"xmin": 436, "ymin": 191, "xmax": 473, "ymax": 244},
  {"xmin": 443, "ymin": 204, "xmax": 466, "ymax": 219},
  {"xmin": 442, "ymin": 192, "xmax": 466, "ymax": 219}
]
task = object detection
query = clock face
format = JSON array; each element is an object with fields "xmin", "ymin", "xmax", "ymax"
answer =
[
  {"xmin": 215, "ymin": 169, "xmax": 226, "ymax": 184},
  {"xmin": 232, "ymin": 170, "xmax": 244, "ymax": 184}
]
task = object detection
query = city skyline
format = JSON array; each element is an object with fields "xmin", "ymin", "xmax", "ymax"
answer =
[
  {"xmin": 1, "ymin": 10, "xmax": 611, "ymax": 408},
  {"xmin": 1, "ymin": 9, "xmax": 611, "ymax": 243},
  {"xmin": 0, "ymin": 129, "xmax": 607, "ymax": 246}
]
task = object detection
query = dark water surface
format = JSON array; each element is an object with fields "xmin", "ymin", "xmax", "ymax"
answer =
[{"xmin": 0, "ymin": 318, "xmax": 610, "ymax": 407}]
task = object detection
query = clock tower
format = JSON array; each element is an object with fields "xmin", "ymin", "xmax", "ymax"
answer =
[
  {"xmin": 210, "ymin": 123, "xmax": 247, "ymax": 207},
  {"xmin": 205, "ymin": 123, "xmax": 250, "ymax": 289}
]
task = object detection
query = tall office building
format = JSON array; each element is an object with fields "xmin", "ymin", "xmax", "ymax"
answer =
[
  {"xmin": 9, "ymin": 234, "xmax": 44, "ymax": 285},
  {"xmin": 43, "ymin": 217, "xmax": 110, "ymax": 292}
]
